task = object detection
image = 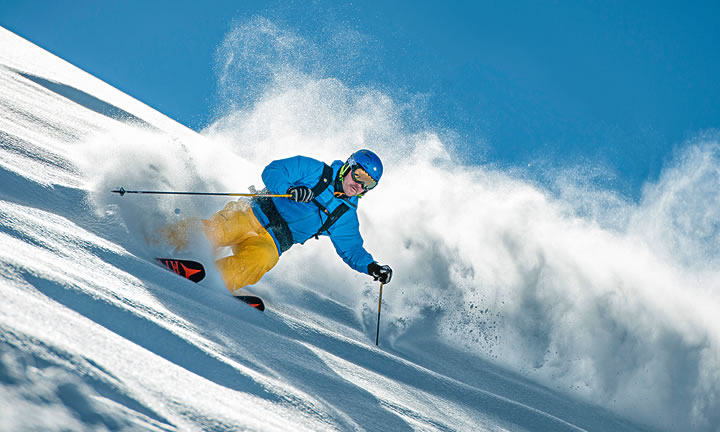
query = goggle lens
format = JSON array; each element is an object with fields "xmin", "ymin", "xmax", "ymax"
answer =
[{"xmin": 351, "ymin": 165, "xmax": 378, "ymax": 191}]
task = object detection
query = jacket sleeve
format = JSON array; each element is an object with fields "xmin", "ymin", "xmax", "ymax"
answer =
[
  {"xmin": 262, "ymin": 156, "xmax": 323, "ymax": 194},
  {"xmin": 328, "ymin": 211, "xmax": 375, "ymax": 274}
]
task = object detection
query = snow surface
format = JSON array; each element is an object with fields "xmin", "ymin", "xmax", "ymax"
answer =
[{"xmin": 1, "ymin": 26, "xmax": 719, "ymax": 431}]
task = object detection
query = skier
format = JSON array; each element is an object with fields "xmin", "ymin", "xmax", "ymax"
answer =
[{"xmin": 165, "ymin": 149, "xmax": 393, "ymax": 293}]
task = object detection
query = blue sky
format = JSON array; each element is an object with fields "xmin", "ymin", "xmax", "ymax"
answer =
[{"xmin": 2, "ymin": 0, "xmax": 719, "ymax": 198}]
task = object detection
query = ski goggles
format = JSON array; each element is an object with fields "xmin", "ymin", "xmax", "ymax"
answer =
[{"xmin": 350, "ymin": 164, "xmax": 378, "ymax": 191}]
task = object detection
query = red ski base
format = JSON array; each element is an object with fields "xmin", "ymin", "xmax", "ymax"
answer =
[{"xmin": 156, "ymin": 258, "xmax": 206, "ymax": 282}]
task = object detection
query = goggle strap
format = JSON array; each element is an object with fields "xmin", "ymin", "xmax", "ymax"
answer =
[{"xmin": 339, "ymin": 163, "xmax": 351, "ymax": 179}]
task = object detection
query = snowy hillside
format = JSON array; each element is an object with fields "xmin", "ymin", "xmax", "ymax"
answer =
[{"xmin": 2, "ymin": 26, "xmax": 719, "ymax": 432}]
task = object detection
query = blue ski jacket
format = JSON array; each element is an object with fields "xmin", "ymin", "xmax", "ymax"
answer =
[{"xmin": 251, "ymin": 155, "xmax": 375, "ymax": 275}]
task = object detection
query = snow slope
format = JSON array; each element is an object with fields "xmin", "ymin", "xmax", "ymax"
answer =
[{"xmin": 1, "ymin": 25, "xmax": 718, "ymax": 431}]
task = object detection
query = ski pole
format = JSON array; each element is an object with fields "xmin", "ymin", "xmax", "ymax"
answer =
[
  {"xmin": 375, "ymin": 282, "xmax": 384, "ymax": 346},
  {"xmin": 111, "ymin": 187, "xmax": 291, "ymax": 198}
]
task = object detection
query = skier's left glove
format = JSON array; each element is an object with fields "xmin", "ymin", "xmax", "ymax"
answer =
[
  {"xmin": 287, "ymin": 186, "xmax": 314, "ymax": 203},
  {"xmin": 368, "ymin": 262, "xmax": 393, "ymax": 284}
]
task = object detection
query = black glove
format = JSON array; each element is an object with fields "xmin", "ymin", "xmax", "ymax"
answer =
[
  {"xmin": 287, "ymin": 186, "xmax": 314, "ymax": 203},
  {"xmin": 368, "ymin": 262, "xmax": 393, "ymax": 284}
]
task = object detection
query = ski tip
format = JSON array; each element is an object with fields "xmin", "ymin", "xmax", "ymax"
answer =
[{"xmin": 234, "ymin": 295, "xmax": 265, "ymax": 312}]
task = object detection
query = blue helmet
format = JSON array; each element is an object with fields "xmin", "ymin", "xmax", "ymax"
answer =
[
  {"xmin": 348, "ymin": 149, "xmax": 383, "ymax": 183},
  {"xmin": 338, "ymin": 149, "xmax": 383, "ymax": 195}
]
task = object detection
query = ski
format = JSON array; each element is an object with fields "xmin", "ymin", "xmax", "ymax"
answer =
[
  {"xmin": 156, "ymin": 258, "xmax": 206, "ymax": 282},
  {"xmin": 234, "ymin": 295, "xmax": 265, "ymax": 312},
  {"xmin": 155, "ymin": 258, "xmax": 266, "ymax": 311}
]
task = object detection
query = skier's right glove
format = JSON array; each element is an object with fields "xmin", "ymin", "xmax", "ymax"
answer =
[
  {"xmin": 287, "ymin": 186, "xmax": 314, "ymax": 203},
  {"xmin": 368, "ymin": 262, "xmax": 393, "ymax": 284}
]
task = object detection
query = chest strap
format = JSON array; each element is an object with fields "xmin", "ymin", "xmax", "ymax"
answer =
[
  {"xmin": 310, "ymin": 163, "xmax": 351, "ymax": 238},
  {"xmin": 312, "ymin": 202, "xmax": 351, "ymax": 239}
]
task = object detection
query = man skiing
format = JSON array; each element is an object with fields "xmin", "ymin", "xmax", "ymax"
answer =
[{"xmin": 169, "ymin": 149, "xmax": 393, "ymax": 293}]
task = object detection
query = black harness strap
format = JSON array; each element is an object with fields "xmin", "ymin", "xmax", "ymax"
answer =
[
  {"xmin": 309, "ymin": 164, "xmax": 354, "ymax": 239},
  {"xmin": 257, "ymin": 163, "xmax": 350, "ymax": 249},
  {"xmin": 312, "ymin": 202, "xmax": 351, "ymax": 239},
  {"xmin": 255, "ymin": 197, "xmax": 294, "ymax": 253},
  {"xmin": 311, "ymin": 164, "xmax": 335, "ymax": 197}
]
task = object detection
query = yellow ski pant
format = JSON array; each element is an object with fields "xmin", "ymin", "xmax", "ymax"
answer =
[{"xmin": 203, "ymin": 200, "xmax": 279, "ymax": 292}]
